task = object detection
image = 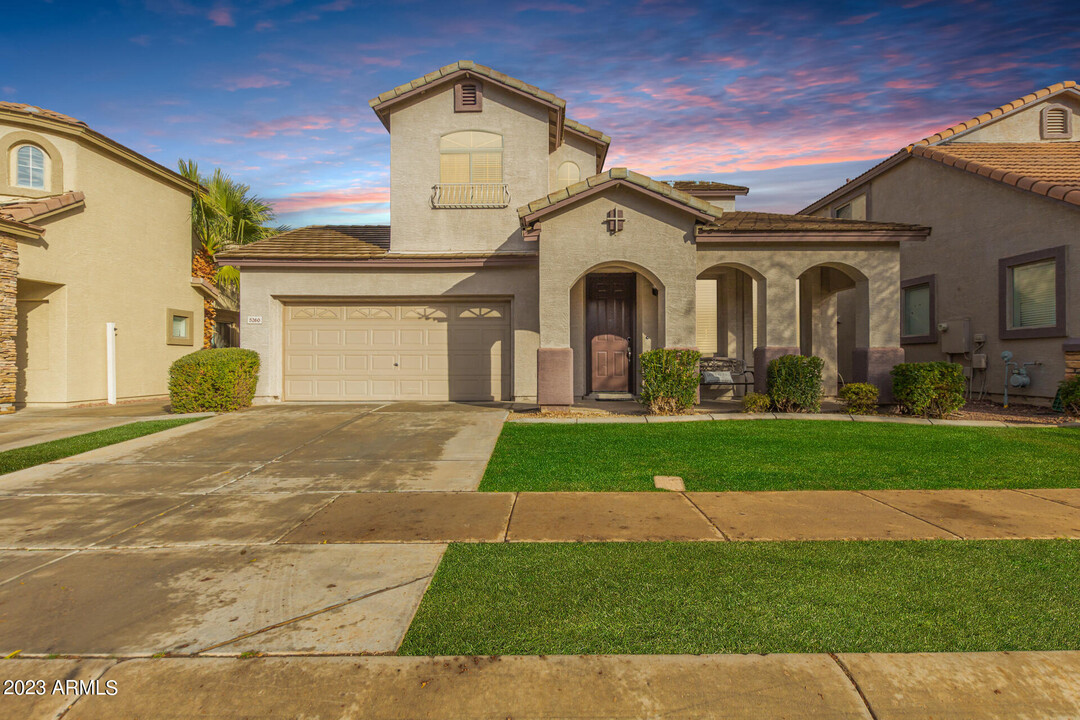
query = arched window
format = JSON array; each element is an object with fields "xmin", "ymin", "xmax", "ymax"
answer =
[
  {"xmin": 15, "ymin": 145, "xmax": 46, "ymax": 189},
  {"xmin": 439, "ymin": 131, "xmax": 503, "ymax": 184},
  {"xmin": 556, "ymin": 161, "xmax": 580, "ymax": 188}
]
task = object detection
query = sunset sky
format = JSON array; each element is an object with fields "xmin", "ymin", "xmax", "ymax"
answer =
[{"xmin": 9, "ymin": 0, "xmax": 1079, "ymax": 226}]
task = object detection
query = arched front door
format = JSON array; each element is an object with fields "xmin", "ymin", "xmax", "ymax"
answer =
[{"xmin": 586, "ymin": 273, "xmax": 635, "ymax": 393}]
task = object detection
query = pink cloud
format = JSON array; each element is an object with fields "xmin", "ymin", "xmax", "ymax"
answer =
[
  {"xmin": 885, "ymin": 79, "xmax": 936, "ymax": 90},
  {"xmin": 208, "ymin": 5, "xmax": 235, "ymax": 27},
  {"xmin": 254, "ymin": 20, "xmax": 275, "ymax": 31},
  {"xmin": 222, "ymin": 74, "xmax": 290, "ymax": 91},
  {"xmin": 515, "ymin": 2, "xmax": 588, "ymax": 13},
  {"xmin": 635, "ymin": 83, "xmax": 723, "ymax": 110},
  {"xmin": 271, "ymin": 187, "xmax": 389, "ymax": 214},
  {"xmin": 244, "ymin": 115, "xmax": 338, "ymax": 138},
  {"xmin": 838, "ymin": 12, "xmax": 879, "ymax": 25},
  {"xmin": 698, "ymin": 54, "xmax": 755, "ymax": 69}
]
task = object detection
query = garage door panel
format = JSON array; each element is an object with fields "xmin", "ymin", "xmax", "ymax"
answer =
[{"xmin": 284, "ymin": 301, "xmax": 509, "ymax": 401}]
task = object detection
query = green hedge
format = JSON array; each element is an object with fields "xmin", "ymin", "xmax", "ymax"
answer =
[
  {"xmin": 169, "ymin": 348, "xmax": 260, "ymax": 413},
  {"xmin": 890, "ymin": 362, "xmax": 965, "ymax": 418},
  {"xmin": 766, "ymin": 354, "xmax": 824, "ymax": 412},
  {"xmin": 742, "ymin": 392, "xmax": 771, "ymax": 414},
  {"xmin": 1059, "ymin": 376, "xmax": 1080, "ymax": 416},
  {"xmin": 839, "ymin": 382, "xmax": 879, "ymax": 415},
  {"xmin": 639, "ymin": 348, "xmax": 701, "ymax": 414}
]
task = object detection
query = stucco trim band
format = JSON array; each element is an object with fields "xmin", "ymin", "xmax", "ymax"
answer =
[{"xmin": 221, "ymin": 256, "xmax": 538, "ymax": 269}]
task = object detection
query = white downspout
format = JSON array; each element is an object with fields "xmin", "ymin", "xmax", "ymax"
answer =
[{"xmin": 106, "ymin": 322, "xmax": 117, "ymax": 405}]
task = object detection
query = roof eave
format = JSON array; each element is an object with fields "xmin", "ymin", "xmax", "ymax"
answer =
[
  {"xmin": 0, "ymin": 217, "xmax": 45, "ymax": 240},
  {"xmin": 519, "ymin": 174, "xmax": 721, "ymax": 227},
  {"xmin": 695, "ymin": 229, "xmax": 930, "ymax": 242},
  {"xmin": 0, "ymin": 110, "xmax": 199, "ymax": 195}
]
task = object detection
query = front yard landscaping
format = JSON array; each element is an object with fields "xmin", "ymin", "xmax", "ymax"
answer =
[
  {"xmin": 480, "ymin": 420, "xmax": 1080, "ymax": 492},
  {"xmin": 0, "ymin": 418, "xmax": 203, "ymax": 474},
  {"xmin": 399, "ymin": 540, "xmax": 1080, "ymax": 656}
]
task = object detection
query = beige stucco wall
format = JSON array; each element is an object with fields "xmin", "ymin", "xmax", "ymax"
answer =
[
  {"xmin": 237, "ymin": 264, "xmax": 540, "ymax": 402},
  {"xmin": 548, "ymin": 133, "xmax": 600, "ymax": 192},
  {"xmin": 2, "ymin": 121, "xmax": 200, "ymax": 406},
  {"xmin": 388, "ymin": 82, "xmax": 551, "ymax": 254},
  {"xmin": 537, "ymin": 185, "xmax": 699, "ymax": 352},
  {"xmin": 952, "ymin": 95, "xmax": 1080, "ymax": 143},
  {"xmin": 867, "ymin": 155, "xmax": 1079, "ymax": 401}
]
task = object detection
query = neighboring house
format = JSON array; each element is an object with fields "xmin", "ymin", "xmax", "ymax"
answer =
[
  {"xmin": 801, "ymin": 82, "xmax": 1079, "ymax": 404},
  {"xmin": 219, "ymin": 61, "xmax": 928, "ymax": 406},
  {"xmin": 0, "ymin": 102, "xmax": 219, "ymax": 409}
]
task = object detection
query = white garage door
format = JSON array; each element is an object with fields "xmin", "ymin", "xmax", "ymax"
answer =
[{"xmin": 283, "ymin": 301, "xmax": 510, "ymax": 401}]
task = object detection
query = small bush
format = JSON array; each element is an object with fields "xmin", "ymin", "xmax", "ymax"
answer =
[
  {"xmin": 742, "ymin": 392, "xmax": 771, "ymax": 414},
  {"xmin": 639, "ymin": 348, "xmax": 701, "ymax": 415},
  {"xmin": 890, "ymin": 362, "xmax": 965, "ymax": 418},
  {"xmin": 839, "ymin": 382, "xmax": 879, "ymax": 415},
  {"xmin": 1059, "ymin": 376, "xmax": 1080, "ymax": 416},
  {"xmin": 766, "ymin": 354, "xmax": 824, "ymax": 413},
  {"xmin": 169, "ymin": 348, "xmax": 260, "ymax": 413}
]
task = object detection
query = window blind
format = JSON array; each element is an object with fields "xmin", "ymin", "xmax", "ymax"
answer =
[
  {"xmin": 902, "ymin": 284, "xmax": 930, "ymax": 336},
  {"xmin": 1011, "ymin": 259, "xmax": 1056, "ymax": 328}
]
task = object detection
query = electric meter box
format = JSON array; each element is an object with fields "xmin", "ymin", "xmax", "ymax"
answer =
[{"xmin": 941, "ymin": 318, "xmax": 971, "ymax": 355}]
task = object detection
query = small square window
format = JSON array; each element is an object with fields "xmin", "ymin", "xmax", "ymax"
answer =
[{"xmin": 167, "ymin": 308, "xmax": 195, "ymax": 346}]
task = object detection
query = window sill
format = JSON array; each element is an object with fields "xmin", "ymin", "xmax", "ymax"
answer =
[
  {"xmin": 1001, "ymin": 326, "xmax": 1066, "ymax": 340},
  {"xmin": 901, "ymin": 334, "xmax": 938, "ymax": 345}
]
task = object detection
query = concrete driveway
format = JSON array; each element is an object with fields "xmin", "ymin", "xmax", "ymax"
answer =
[{"xmin": 0, "ymin": 402, "xmax": 507, "ymax": 657}]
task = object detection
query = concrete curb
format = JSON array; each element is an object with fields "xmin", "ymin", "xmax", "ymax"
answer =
[{"xmin": 508, "ymin": 413, "xmax": 1071, "ymax": 428}]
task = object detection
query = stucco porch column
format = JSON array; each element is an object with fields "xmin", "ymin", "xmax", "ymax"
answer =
[
  {"xmin": 801, "ymin": 270, "xmax": 840, "ymax": 394},
  {"xmin": 753, "ymin": 273, "xmax": 800, "ymax": 393},
  {"xmin": 852, "ymin": 267, "xmax": 904, "ymax": 402},
  {"xmin": 537, "ymin": 267, "xmax": 574, "ymax": 407}
]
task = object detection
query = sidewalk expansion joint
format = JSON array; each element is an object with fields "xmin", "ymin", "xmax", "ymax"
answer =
[
  {"xmin": 1011, "ymin": 488, "xmax": 1078, "ymax": 510},
  {"xmin": 55, "ymin": 657, "xmax": 117, "ymax": 720},
  {"xmin": 192, "ymin": 572, "xmax": 435, "ymax": 655},
  {"xmin": 502, "ymin": 492, "xmax": 520, "ymax": 542},
  {"xmin": 680, "ymin": 492, "xmax": 731, "ymax": 541},
  {"xmin": 829, "ymin": 653, "xmax": 879, "ymax": 720},
  {"xmin": 854, "ymin": 491, "xmax": 964, "ymax": 540}
]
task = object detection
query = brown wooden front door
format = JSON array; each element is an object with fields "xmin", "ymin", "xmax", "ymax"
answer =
[{"xmin": 586, "ymin": 273, "xmax": 635, "ymax": 393}]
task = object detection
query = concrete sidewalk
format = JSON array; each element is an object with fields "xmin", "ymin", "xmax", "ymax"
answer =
[
  {"xmin": 10, "ymin": 651, "xmax": 1080, "ymax": 720},
  {"xmin": 280, "ymin": 488, "xmax": 1080, "ymax": 543},
  {"xmin": 0, "ymin": 400, "xmax": 212, "ymax": 453}
]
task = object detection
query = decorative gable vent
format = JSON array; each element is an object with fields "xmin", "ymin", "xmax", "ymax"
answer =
[
  {"xmin": 454, "ymin": 80, "xmax": 483, "ymax": 113},
  {"xmin": 1041, "ymin": 105, "xmax": 1072, "ymax": 139},
  {"xmin": 605, "ymin": 208, "xmax": 625, "ymax": 234}
]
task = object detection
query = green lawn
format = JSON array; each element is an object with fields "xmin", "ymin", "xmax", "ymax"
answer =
[
  {"xmin": 0, "ymin": 418, "xmax": 203, "ymax": 474},
  {"xmin": 399, "ymin": 541, "xmax": 1080, "ymax": 656},
  {"xmin": 479, "ymin": 420, "xmax": 1080, "ymax": 492}
]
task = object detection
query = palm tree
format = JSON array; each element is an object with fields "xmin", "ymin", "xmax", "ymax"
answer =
[{"xmin": 179, "ymin": 159, "xmax": 282, "ymax": 346}]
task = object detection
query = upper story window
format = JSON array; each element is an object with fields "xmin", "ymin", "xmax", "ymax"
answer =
[
  {"xmin": 15, "ymin": 144, "xmax": 47, "ymax": 189},
  {"xmin": 454, "ymin": 80, "xmax": 483, "ymax": 113},
  {"xmin": 833, "ymin": 203, "xmax": 852, "ymax": 219},
  {"xmin": 433, "ymin": 131, "xmax": 508, "ymax": 208},
  {"xmin": 557, "ymin": 161, "xmax": 580, "ymax": 189},
  {"xmin": 1041, "ymin": 104, "xmax": 1072, "ymax": 139}
]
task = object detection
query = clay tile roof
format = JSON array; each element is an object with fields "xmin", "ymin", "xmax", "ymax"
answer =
[
  {"xmin": 909, "ymin": 81, "xmax": 1077, "ymax": 148},
  {"xmin": 0, "ymin": 191, "xmax": 85, "ymax": 223},
  {"xmin": 667, "ymin": 180, "xmax": 750, "ymax": 194},
  {"xmin": 518, "ymin": 167, "xmax": 724, "ymax": 223},
  {"xmin": 216, "ymin": 226, "xmax": 392, "ymax": 260},
  {"xmin": 0, "ymin": 102, "xmax": 87, "ymax": 128},
  {"xmin": 369, "ymin": 61, "xmax": 566, "ymax": 110},
  {"xmin": 698, "ymin": 211, "xmax": 928, "ymax": 233},
  {"xmin": 563, "ymin": 118, "xmax": 611, "ymax": 146},
  {"xmin": 909, "ymin": 142, "xmax": 1080, "ymax": 207}
]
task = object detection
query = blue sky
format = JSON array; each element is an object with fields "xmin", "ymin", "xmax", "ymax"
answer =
[{"xmin": 8, "ymin": 0, "xmax": 1080, "ymax": 225}]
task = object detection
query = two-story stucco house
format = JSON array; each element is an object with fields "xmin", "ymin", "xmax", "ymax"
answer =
[
  {"xmin": 801, "ymin": 82, "xmax": 1079, "ymax": 404},
  {"xmin": 220, "ymin": 62, "xmax": 929, "ymax": 407},
  {"xmin": 0, "ymin": 102, "xmax": 211, "ymax": 409}
]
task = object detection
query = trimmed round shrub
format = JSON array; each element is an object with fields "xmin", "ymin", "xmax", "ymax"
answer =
[
  {"xmin": 890, "ymin": 361, "xmax": 965, "ymax": 418},
  {"xmin": 766, "ymin": 354, "xmax": 824, "ymax": 413},
  {"xmin": 639, "ymin": 348, "xmax": 701, "ymax": 415},
  {"xmin": 838, "ymin": 382, "xmax": 879, "ymax": 415},
  {"xmin": 742, "ymin": 392, "xmax": 771, "ymax": 414},
  {"xmin": 169, "ymin": 348, "xmax": 260, "ymax": 413},
  {"xmin": 1059, "ymin": 376, "xmax": 1080, "ymax": 416}
]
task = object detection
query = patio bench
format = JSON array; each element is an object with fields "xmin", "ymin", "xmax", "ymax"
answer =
[{"xmin": 699, "ymin": 356, "xmax": 755, "ymax": 395}]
